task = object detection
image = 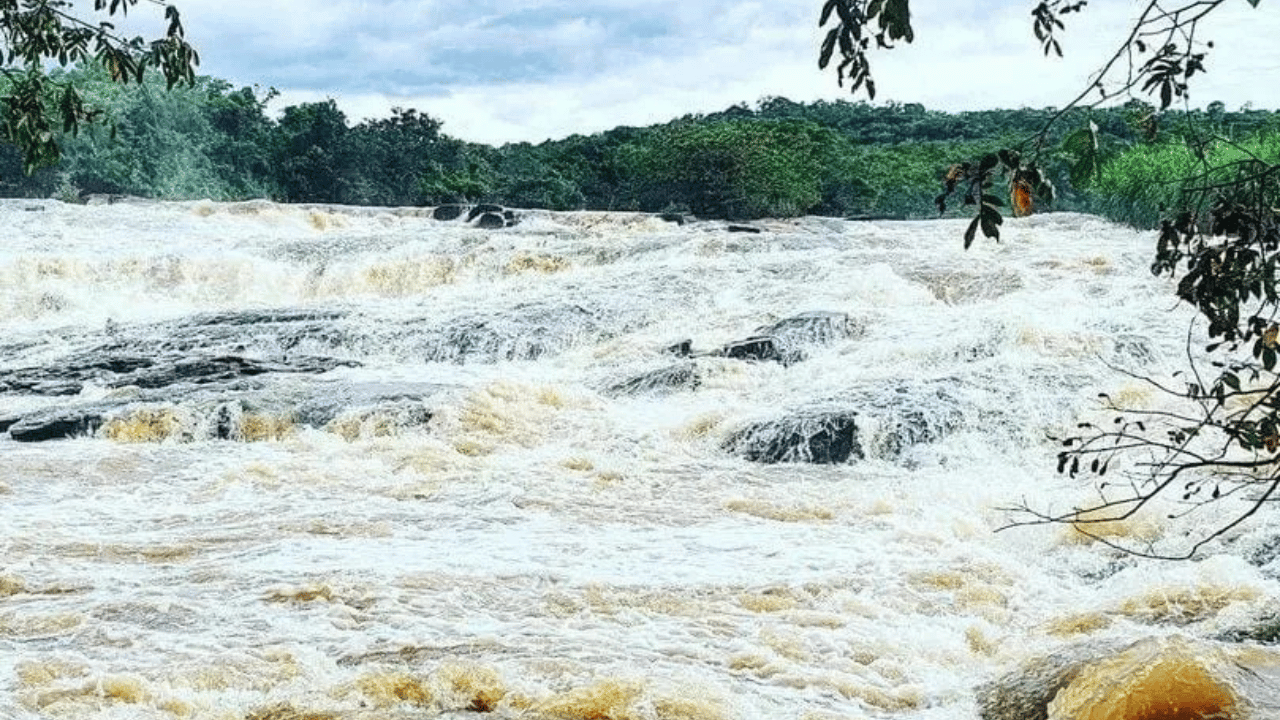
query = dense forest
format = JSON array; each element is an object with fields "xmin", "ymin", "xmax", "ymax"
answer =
[{"xmin": 3, "ymin": 63, "xmax": 1280, "ymax": 225}]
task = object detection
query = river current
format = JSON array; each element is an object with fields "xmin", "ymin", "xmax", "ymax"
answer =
[{"xmin": 2, "ymin": 199, "xmax": 1279, "ymax": 720}]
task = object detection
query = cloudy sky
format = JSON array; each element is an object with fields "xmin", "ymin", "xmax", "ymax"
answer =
[{"xmin": 112, "ymin": 0, "xmax": 1280, "ymax": 144}]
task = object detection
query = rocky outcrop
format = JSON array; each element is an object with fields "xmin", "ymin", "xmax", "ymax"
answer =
[
  {"xmin": 723, "ymin": 411, "xmax": 862, "ymax": 464},
  {"xmin": 6, "ymin": 409, "xmax": 106, "ymax": 442}
]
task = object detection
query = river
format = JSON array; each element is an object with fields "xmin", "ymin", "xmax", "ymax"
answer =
[{"xmin": 2, "ymin": 199, "xmax": 1278, "ymax": 719}]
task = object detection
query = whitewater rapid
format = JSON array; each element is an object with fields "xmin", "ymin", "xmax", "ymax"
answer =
[{"xmin": 2, "ymin": 199, "xmax": 1278, "ymax": 720}]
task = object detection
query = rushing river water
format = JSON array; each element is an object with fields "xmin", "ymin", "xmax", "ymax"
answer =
[{"xmin": 3, "ymin": 199, "xmax": 1280, "ymax": 720}]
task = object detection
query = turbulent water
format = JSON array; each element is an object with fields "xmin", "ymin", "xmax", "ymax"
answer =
[{"xmin": 3, "ymin": 199, "xmax": 1280, "ymax": 720}]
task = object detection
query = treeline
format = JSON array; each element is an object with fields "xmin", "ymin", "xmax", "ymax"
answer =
[{"xmin": 4, "ymin": 63, "xmax": 1280, "ymax": 222}]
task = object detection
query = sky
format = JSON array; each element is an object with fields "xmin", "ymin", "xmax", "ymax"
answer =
[{"xmin": 106, "ymin": 0, "xmax": 1280, "ymax": 145}]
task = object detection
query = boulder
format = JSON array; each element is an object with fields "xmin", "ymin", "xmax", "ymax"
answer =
[
  {"xmin": 432, "ymin": 204, "xmax": 465, "ymax": 221},
  {"xmin": 658, "ymin": 212, "xmax": 686, "ymax": 225},
  {"xmin": 475, "ymin": 212, "xmax": 506, "ymax": 229},
  {"xmin": 727, "ymin": 224, "xmax": 762, "ymax": 234},
  {"xmin": 978, "ymin": 636, "xmax": 1280, "ymax": 720},
  {"xmin": 723, "ymin": 411, "xmax": 861, "ymax": 464}
]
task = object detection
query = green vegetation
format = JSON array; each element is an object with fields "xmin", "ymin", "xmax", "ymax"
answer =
[{"xmin": 11, "ymin": 61, "xmax": 1280, "ymax": 226}]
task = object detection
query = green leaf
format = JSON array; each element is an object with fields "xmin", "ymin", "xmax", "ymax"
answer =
[
  {"xmin": 820, "ymin": 0, "xmax": 837, "ymax": 26},
  {"xmin": 964, "ymin": 216, "xmax": 980, "ymax": 250},
  {"xmin": 818, "ymin": 28, "xmax": 838, "ymax": 68}
]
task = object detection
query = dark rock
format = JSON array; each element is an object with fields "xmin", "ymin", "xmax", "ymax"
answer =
[
  {"xmin": 727, "ymin": 224, "xmax": 762, "ymax": 234},
  {"xmin": 666, "ymin": 339, "xmax": 693, "ymax": 358},
  {"xmin": 724, "ymin": 411, "xmax": 861, "ymax": 464},
  {"xmin": 605, "ymin": 363, "xmax": 699, "ymax": 397},
  {"xmin": 722, "ymin": 336, "xmax": 784, "ymax": 363},
  {"xmin": 716, "ymin": 312, "xmax": 860, "ymax": 366},
  {"xmin": 8, "ymin": 410, "xmax": 105, "ymax": 442},
  {"xmin": 658, "ymin": 212, "xmax": 686, "ymax": 225},
  {"xmin": 432, "ymin": 204, "xmax": 466, "ymax": 221},
  {"xmin": 467, "ymin": 203, "xmax": 505, "ymax": 222},
  {"xmin": 475, "ymin": 212, "xmax": 506, "ymax": 229}
]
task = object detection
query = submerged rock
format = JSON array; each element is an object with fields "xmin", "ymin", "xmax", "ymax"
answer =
[
  {"xmin": 723, "ymin": 411, "xmax": 861, "ymax": 464},
  {"xmin": 415, "ymin": 302, "xmax": 610, "ymax": 364},
  {"xmin": 977, "ymin": 636, "xmax": 1280, "ymax": 720},
  {"xmin": 715, "ymin": 311, "xmax": 861, "ymax": 365},
  {"xmin": 605, "ymin": 363, "xmax": 700, "ymax": 397}
]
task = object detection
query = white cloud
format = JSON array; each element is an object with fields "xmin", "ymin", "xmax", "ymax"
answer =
[{"xmin": 70, "ymin": 0, "xmax": 1280, "ymax": 143}]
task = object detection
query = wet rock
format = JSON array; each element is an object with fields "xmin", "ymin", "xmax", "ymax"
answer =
[
  {"xmin": 723, "ymin": 411, "xmax": 861, "ymax": 464},
  {"xmin": 467, "ymin": 203, "xmax": 505, "ymax": 222},
  {"xmin": 502, "ymin": 209, "xmax": 522, "ymax": 228},
  {"xmin": 666, "ymin": 339, "xmax": 693, "ymax": 358},
  {"xmin": 721, "ymin": 336, "xmax": 784, "ymax": 363},
  {"xmin": 727, "ymin": 224, "xmax": 762, "ymax": 234},
  {"xmin": 415, "ymin": 303, "xmax": 608, "ymax": 364},
  {"xmin": 716, "ymin": 311, "xmax": 860, "ymax": 365},
  {"xmin": 869, "ymin": 384, "xmax": 967, "ymax": 461},
  {"xmin": 762, "ymin": 311, "xmax": 860, "ymax": 349},
  {"xmin": 979, "ymin": 636, "xmax": 1280, "ymax": 720},
  {"xmin": 976, "ymin": 640, "xmax": 1125, "ymax": 720},
  {"xmin": 293, "ymin": 382, "xmax": 445, "ymax": 428},
  {"xmin": 605, "ymin": 363, "xmax": 699, "ymax": 397},
  {"xmin": 130, "ymin": 355, "xmax": 357, "ymax": 389},
  {"xmin": 8, "ymin": 410, "xmax": 105, "ymax": 442},
  {"xmin": 475, "ymin": 212, "xmax": 506, "ymax": 229},
  {"xmin": 658, "ymin": 212, "xmax": 686, "ymax": 225},
  {"xmin": 432, "ymin": 204, "xmax": 465, "ymax": 221}
]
